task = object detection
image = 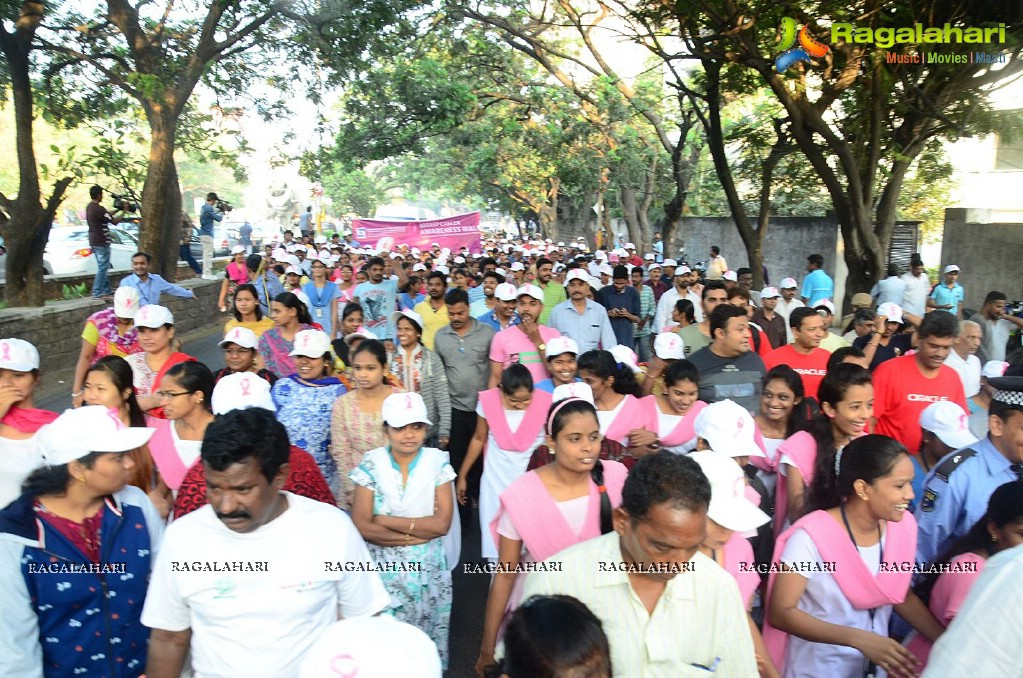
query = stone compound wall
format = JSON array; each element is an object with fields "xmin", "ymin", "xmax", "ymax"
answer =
[
  {"xmin": 0, "ymin": 278, "xmax": 222, "ymax": 374},
  {"xmin": 941, "ymin": 208, "xmax": 1023, "ymax": 313}
]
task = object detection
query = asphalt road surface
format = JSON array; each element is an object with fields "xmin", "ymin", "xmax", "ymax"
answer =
[{"xmin": 37, "ymin": 326, "xmax": 490, "ymax": 677}]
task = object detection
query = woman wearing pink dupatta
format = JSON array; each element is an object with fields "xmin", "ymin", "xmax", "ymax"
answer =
[
  {"xmin": 473, "ymin": 395, "xmax": 627, "ymax": 677},
  {"xmin": 577, "ymin": 349, "xmax": 659, "ymax": 456},
  {"xmin": 643, "ymin": 358, "xmax": 707, "ymax": 455},
  {"xmin": 765, "ymin": 435, "xmax": 944, "ymax": 678}
]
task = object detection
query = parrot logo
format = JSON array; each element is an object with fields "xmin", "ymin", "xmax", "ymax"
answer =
[{"xmin": 775, "ymin": 17, "xmax": 830, "ymax": 72}]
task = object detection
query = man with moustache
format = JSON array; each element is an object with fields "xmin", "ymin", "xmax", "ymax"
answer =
[
  {"xmin": 652, "ymin": 265, "xmax": 703, "ymax": 335},
  {"xmin": 143, "ymin": 408, "xmax": 389, "ymax": 678},
  {"xmin": 535, "ymin": 257, "xmax": 566, "ymax": 325},
  {"xmin": 549, "ymin": 269, "xmax": 616, "ymax": 354},
  {"xmin": 489, "ymin": 284, "xmax": 561, "ymax": 388},
  {"xmin": 521, "ymin": 453, "xmax": 756, "ymax": 677},
  {"xmin": 478, "ymin": 281, "xmax": 520, "ymax": 332}
]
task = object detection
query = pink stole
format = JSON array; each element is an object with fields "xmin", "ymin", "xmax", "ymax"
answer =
[
  {"xmin": 772, "ymin": 431, "xmax": 817, "ymax": 537},
  {"xmin": 478, "ymin": 388, "xmax": 552, "ymax": 452},
  {"xmin": 750, "ymin": 426, "xmax": 775, "ymax": 473},
  {"xmin": 0, "ymin": 406, "xmax": 58, "ymax": 434},
  {"xmin": 602, "ymin": 395, "xmax": 653, "ymax": 445},
  {"xmin": 145, "ymin": 417, "xmax": 192, "ymax": 491},
  {"xmin": 722, "ymin": 532, "xmax": 759, "ymax": 607},
  {"xmin": 646, "ymin": 396, "xmax": 707, "ymax": 448},
  {"xmin": 490, "ymin": 459, "xmax": 627, "ymax": 563},
  {"xmin": 763, "ymin": 509, "xmax": 917, "ymax": 671}
]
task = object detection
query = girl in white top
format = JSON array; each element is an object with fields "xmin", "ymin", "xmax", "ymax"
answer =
[
  {"xmin": 644, "ymin": 358, "xmax": 707, "ymax": 454},
  {"xmin": 0, "ymin": 339, "xmax": 56, "ymax": 507},
  {"xmin": 576, "ymin": 349, "xmax": 659, "ymax": 456},
  {"xmin": 456, "ymin": 364, "xmax": 551, "ymax": 560}
]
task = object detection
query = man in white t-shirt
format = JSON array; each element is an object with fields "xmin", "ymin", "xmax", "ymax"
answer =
[
  {"xmin": 944, "ymin": 319, "xmax": 982, "ymax": 397},
  {"xmin": 900, "ymin": 257, "xmax": 931, "ymax": 317},
  {"xmin": 775, "ymin": 277, "xmax": 805, "ymax": 344},
  {"xmin": 143, "ymin": 408, "xmax": 390, "ymax": 678}
]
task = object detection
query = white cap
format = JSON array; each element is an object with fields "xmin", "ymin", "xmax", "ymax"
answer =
[
  {"xmin": 114, "ymin": 286, "xmax": 141, "ymax": 319},
  {"xmin": 677, "ymin": 265, "xmax": 692, "ymax": 275},
  {"xmin": 314, "ymin": 235, "xmax": 327, "ymax": 244},
  {"xmin": 0, "ymin": 338, "xmax": 39, "ymax": 372},
  {"xmin": 564, "ymin": 269, "xmax": 589, "ymax": 286},
  {"xmin": 344, "ymin": 326, "xmax": 377, "ymax": 345},
  {"xmin": 230, "ymin": 245, "xmax": 247, "ymax": 255},
  {"xmin": 390, "ymin": 309, "xmax": 424, "ymax": 332},
  {"xmin": 38, "ymin": 406, "xmax": 155, "ymax": 466},
  {"xmin": 211, "ymin": 373, "xmax": 276, "ymax": 415},
  {"xmin": 654, "ymin": 332, "xmax": 685, "ymax": 360},
  {"xmin": 545, "ymin": 336, "xmax": 579, "ymax": 359},
  {"xmin": 133, "ymin": 304, "xmax": 174, "ymax": 329},
  {"xmin": 517, "ymin": 284, "xmax": 544, "ymax": 301},
  {"xmin": 608, "ymin": 345, "xmax": 642, "ymax": 374},
  {"xmin": 648, "ymin": 262, "xmax": 662, "ymax": 271},
  {"xmin": 599, "ymin": 264, "xmax": 614, "ymax": 276},
  {"xmin": 494, "ymin": 282, "xmax": 518, "ymax": 302},
  {"xmin": 625, "ymin": 242, "xmax": 636, "ymax": 249},
  {"xmin": 690, "ymin": 451, "xmax": 770, "ymax": 533},
  {"xmin": 644, "ymin": 253, "xmax": 655, "ymax": 261},
  {"xmin": 381, "ymin": 392, "xmax": 432, "ymax": 428},
  {"xmin": 876, "ymin": 301, "xmax": 904, "ymax": 324},
  {"xmin": 285, "ymin": 265, "xmax": 303, "ymax": 276},
  {"xmin": 943, "ymin": 264, "xmax": 960, "ymax": 274},
  {"xmin": 982, "ymin": 360, "xmax": 1009, "ymax": 379},
  {"xmin": 779, "ymin": 277, "xmax": 798, "ymax": 289},
  {"xmin": 759, "ymin": 286, "xmax": 781, "ymax": 300},
  {"xmin": 919, "ymin": 401, "xmax": 978, "ymax": 450},
  {"xmin": 814, "ymin": 299, "xmax": 835, "ymax": 315},
  {"xmin": 412, "ymin": 263, "xmax": 428, "ymax": 272},
  {"xmin": 453, "ymin": 256, "xmax": 466, "ymax": 264},
  {"xmin": 431, "ymin": 242, "xmax": 440, "ymax": 248},
  {"xmin": 551, "ymin": 382, "xmax": 594, "ymax": 405},
  {"xmin": 693, "ymin": 400, "xmax": 764, "ymax": 458},
  {"xmin": 298, "ymin": 617, "xmax": 442, "ymax": 678},
  {"xmin": 723, "ymin": 270, "xmax": 737, "ymax": 282},
  {"xmin": 663, "ymin": 258, "xmax": 677, "ymax": 267},
  {"xmin": 289, "ymin": 329, "xmax": 332, "ymax": 358},
  {"xmin": 292, "ymin": 289, "xmax": 312, "ymax": 309},
  {"xmin": 594, "ymin": 250, "xmax": 607, "ymax": 260},
  {"xmin": 219, "ymin": 327, "xmax": 258, "ymax": 350},
  {"xmin": 510, "ymin": 261, "xmax": 525, "ymax": 272}
]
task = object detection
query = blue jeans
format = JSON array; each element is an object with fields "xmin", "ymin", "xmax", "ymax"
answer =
[
  {"xmin": 635, "ymin": 333, "xmax": 652, "ymax": 364},
  {"xmin": 92, "ymin": 245, "xmax": 112, "ymax": 297},
  {"xmin": 179, "ymin": 244, "xmax": 201, "ymax": 274}
]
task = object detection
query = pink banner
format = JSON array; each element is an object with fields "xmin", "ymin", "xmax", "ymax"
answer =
[{"xmin": 352, "ymin": 211, "xmax": 482, "ymax": 254}]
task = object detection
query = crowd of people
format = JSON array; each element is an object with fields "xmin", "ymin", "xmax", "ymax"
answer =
[{"xmin": 1, "ymin": 233, "xmax": 1023, "ymax": 678}]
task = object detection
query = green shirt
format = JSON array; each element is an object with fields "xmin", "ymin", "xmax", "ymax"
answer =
[{"xmin": 539, "ymin": 281, "xmax": 567, "ymax": 325}]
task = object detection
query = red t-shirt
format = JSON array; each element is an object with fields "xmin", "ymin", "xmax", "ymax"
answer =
[
  {"xmin": 873, "ymin": 355, "xmax": 968, "ymax": 454},
  {"xmin": 764, "ymin": 344, "xmax": 830, "ymax": 400}
]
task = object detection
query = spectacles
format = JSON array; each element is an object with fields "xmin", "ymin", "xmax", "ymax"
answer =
[
  {"xmin": 222, "ymin": 348, "xmax": 253, "ymax": 356},
  {"xmin": 155, "ymin": 390, "xmax": 192, "ymax": 400}
]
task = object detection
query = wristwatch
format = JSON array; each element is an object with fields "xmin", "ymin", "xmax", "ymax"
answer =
[{"xmin": 537, "ymin": 343, "xmax": 547, "ymax": 352}]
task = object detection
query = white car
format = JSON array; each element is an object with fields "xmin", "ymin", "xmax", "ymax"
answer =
[{"xmin": 43, "ymin": 228, "xmax": 139, "ymax": 276}]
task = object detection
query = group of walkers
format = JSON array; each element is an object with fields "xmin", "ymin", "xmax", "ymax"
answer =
[{"xmin": 1, "ymin": 233, "xmax": 1022, "ymax": 678}]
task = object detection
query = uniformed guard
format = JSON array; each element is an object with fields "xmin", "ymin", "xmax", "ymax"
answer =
[{"xmin": 914, "ymin": 376, "xmax": 1023, "ymax": 565}]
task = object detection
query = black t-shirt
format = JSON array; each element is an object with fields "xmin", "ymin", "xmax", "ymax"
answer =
[
  {"xmin": 86, "ymin": 201, "xmax": 111, "ymax": 248},
  {"xmin": 688, "ymin": 346, "xmax": 766, "ymax": 412},
  {"xmin": 853, "ymin": 332, "xmax": 913, "ymax": 370}
]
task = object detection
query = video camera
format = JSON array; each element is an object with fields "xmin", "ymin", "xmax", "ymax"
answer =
[
  {"xmin": 215, "ymin": 198, "xmax": 233, "ymax": 214},
  {"xmin": 111, "ymin": 193, "xmax": 139, "ymax": 214}
]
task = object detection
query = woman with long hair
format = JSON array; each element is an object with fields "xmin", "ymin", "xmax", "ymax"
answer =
[
  {"xmin": 0, "ymin": 339, "xmax": 58, "ymax": 507},
  {"xmin": 330, "ymin": 339, "xmax": 405, "ymax": 511},
  {"xmin": 83, "ymin": 355, "xmax": 168, "ymax": 517},
  {"xmin": 753, "ymin": 365, "xmax": 808, "ymax": 498},
  {"xmin": 389, "ymin": 310, "xmax": 450, "ymax": 447},
  {"xmin": 257, "ymin": 292, "xmax": 315, "ymax": 377},
  {"xmin": 273, "ymin": 329, "xmax": 348, "ymax": 499},
  {"xmin": 906, "ymin": 480, "xmax": 1023, "ymax": 667},
  {"xmin": 764, "ymin": 435, "xmax": 944, "ymax": 677},
  {"xmin": 331, "ymin": 302, "xmax": 364, "ymax": 367},
  {"xmin": 124, "ymin": 305, "xmax": 196, "ymax": 417},
  {"xmin": 475, "ymin": 396, "xmax": 628, "ymax": 676},
  {"xmin": 456, "ymin": 364, "xmax": 551, "ymax": 560},
  {"xmin": 644, "ymin": 358, "xmax": 707, "ymax": 454},
  {"xmin": 774, "ymin": 363, "xmax": 873, "ymax": 535},
  {"xmin": 576, "ymin": 349, "xmax": 658, "ymax": 457},
  {"xmin": 224, "ymin": 283, "xmax": 274, "ymax": 337},
  {"xmin": 302, "ymin": 258, "xmax": 341, "ymax": 338},
  {"xmin": 397, "ymin": 274, "xmax": 424, "ymax": 311}
]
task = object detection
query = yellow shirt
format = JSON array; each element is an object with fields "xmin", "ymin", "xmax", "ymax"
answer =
[
  {"xmin": 413, "ymin": 300, "xmax": 449, "ymax": 351},
  {"xmin": 224, "ymin": 317, "xmax": 276, "ymax": 338}
]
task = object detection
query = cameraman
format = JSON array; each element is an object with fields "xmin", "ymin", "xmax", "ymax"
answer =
[
  {"xmin": 86, "ymin": 185, "xmax": 124, "ymax": 299},
  {"xmin": 198, "ymin": 192, "xmax": 224, "ymax": 280}
]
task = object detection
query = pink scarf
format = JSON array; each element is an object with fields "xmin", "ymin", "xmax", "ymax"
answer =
[
  {"xmin": 722, "ymin": 531, "xmax": 760, "ymax": 607},
  {"xmin": 226, "ymin": 261, "xmax": 248, "ymax": 286},
  {"xmin": 145, "ymin": 417, "xmax": 193, "ymax": 491},
  {"xmin": 644, "ymin": 396, "xmax": 707, "ymax": 447},
  {"xmin": 602, "ymin": 394, "xmax": 654, "ymax": 445},
  {"xmin": 1, "ymin": 406, "xmax": 58, "ymax": 434},
  {"xmin": 763, "ymin": 509, "xmax": 917, "ymax": 671},
  {"xmin": 750, "ymin": 426, "xmax": 775, "ymax": 473},
  {"xmin": 478, "ymin": 388, "xmax": 552, "ymax": 452},
  {"xmin": 772, "ymin": 431, "xmax": 817, "ymax": 537},
  {"xmin": 490, "ymin": 459, "xmax": 628, "ymax": 562}
]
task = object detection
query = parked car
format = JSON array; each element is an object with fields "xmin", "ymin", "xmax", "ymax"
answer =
[
  {"xmin": 189, "ymin": 224, "xmax": 240, "ymax": 259},
  {"xmin": 43, "ymin": 227, "xmax": 139, "ymax": 276}
]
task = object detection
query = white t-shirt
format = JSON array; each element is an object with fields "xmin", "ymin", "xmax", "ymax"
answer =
[
  {"xmin": 0, "ymin": 435, "xmax": 41, "ymax": 508},
  {"xmin": 141, "ymin": 492, "xmax": 390, "ymax": 678},
  {"xmin": 781, "ymin": 527, "xmax": 891, "ymax": 678},
  {"xmin": 944, "ymin": 350, "xmax": 981, "ymax": 398}
]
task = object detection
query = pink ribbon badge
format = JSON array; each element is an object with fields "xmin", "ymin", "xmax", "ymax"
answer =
[
  {"xmin": 0, "ymin": 342, "xmax": 10, "ymax": 362},
  {"xmin": 106, "ymin": 407, "xmax": 125, "ymax": 430},
  {"xmin": 329, "ymin": 654, "xmax": 358, "ymax": 677},
  {"xmin": 240, "ymin": 377, "xmax": 252, "ymax": 397}
]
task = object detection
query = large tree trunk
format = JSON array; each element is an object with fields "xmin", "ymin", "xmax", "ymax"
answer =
[
  {"xmin": 140, "ymin": 108, "xmax": 183, "ymax": 279},
  {"xmin": 619, "ymin": 185, "xmax": 643, "ymax": 251},
  {"xmin": 0, "ymin": 22, "xmax": 72, "ymax": 306}
]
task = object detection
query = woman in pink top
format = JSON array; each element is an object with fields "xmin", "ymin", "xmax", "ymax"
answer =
[
  {"xmin": 577, "ymin": 349, "xmax": 659, "ymax": 457},
  {"xmin": 644, "ymin": 359, "xmax": 708, "ymax": 455},
  {"xmin": 475, "ymin": 396, "xmax": 627, "ymax": 676},
  {"xmin": 217, "ymin": 247, "xmax": 251, "ymax": 312},
  {"xmin": 906, "ymin": 480, "xmax": 1023, "ymax": 667},
  {"xmin": 775, "ymin": 364, "xmax": 873, "ymax": 536}
]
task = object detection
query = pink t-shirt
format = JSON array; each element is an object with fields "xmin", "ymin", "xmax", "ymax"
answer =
[{"xmin": 489, "ymin": 324, "xmax": 561, "ymax": 385}]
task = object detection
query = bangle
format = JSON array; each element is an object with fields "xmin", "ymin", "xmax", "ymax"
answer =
[
  {"xmin": 408, "ymin": 518, "xmax": 416, "ymax": 535},
  {"xmin": 404, "ymin": 532, "xmax": 410, "ymax": 546},
  {"xmin": 71, "ymin": 391, "xmax": 82, "ymax": 397}
]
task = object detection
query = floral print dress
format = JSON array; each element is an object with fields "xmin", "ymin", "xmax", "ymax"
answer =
[
  {"xmin": 272, "ymin": 375, "xmax": 347, "ymax": 499},
  {"xmin": 330, "ymin": 385, "xmax": 403, "ymax": 510}
]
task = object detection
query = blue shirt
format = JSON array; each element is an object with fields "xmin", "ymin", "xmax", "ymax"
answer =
[
  {"xmin": 929, "ymin": 282, "xmax": 965, "ymax": 315},
  {"xmin": 252, "ymin": 272, "xmax": 285, "ymax": 315},
  {"xmin": 801, "ymin": 269, "xmax": 834, "ymax": 307},
  {"xmin": 914, "ymin": 436, "xmax": 1022, "ymax": 565},
  {"xmin": 598, "ymin": 284, "xmax": 641, "ymax": 349},
  {"xmin": 478, "ymin": 308, "xmax": 520, "ymax": 332},
  {"xmin": 535, "ymin": 377, "xmax": 582, "ymax": 393},
  {"xmin": 198, "ymin": 202, "xmax": 223, "ymax": 237},
  {"xmin": 548, "ymin": 299, "xmax": 617, "ymax": 353},
  {"xmin": 118, "ymin": 273, "xmax": 194, "ymax": 305}
]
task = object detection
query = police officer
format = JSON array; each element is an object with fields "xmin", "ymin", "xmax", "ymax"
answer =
[{"xmin": 914, "ymin": 376, "xmax": 1023, "ymax": 565}]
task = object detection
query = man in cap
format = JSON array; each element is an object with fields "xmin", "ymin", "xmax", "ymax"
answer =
[
  {"xmin": 478, "ymin": 281, "xmax": 520, "ymax": 332},
  {"xmin": 944, "ymin": 319, "xmax": 982, "ymax": 399},
  {"xmin": 927, "ymin": 264, "xmax": 964, "ymax": 319},
  {"xmin": 597, "ymin": 265, "xmax": 641, "ymax": 350},
  {"xmin": 751, "ymin": 287, "xmax": 786, "ymax": 349},
  {"xmin": 548, "ymin": 269, "xmax": 615, "ymax": 354},
  {"xmin": 688, "ymin": 303, "xmax": 767, "ymax": 412},
  {"xmin": 900, "ymin": 255, "xmax": 930, "ymax": 317},
  {"xmin": 489, "ymin": 284, "xmax": 561, "ymax": 388},
  {"xmin": 969, "ymin": 290, "xmax": 1023, "ymax": 363},
  {"xmin": 119, "ymin": 251, "xmax": 196, "ymax": 306},
  {"xmin": 520, "ymin": 452, "xmax": 757, "ymax": 677},
  {"xmin": 764, "ymin": 307, "xmax": 830, "ymax": 398},
  {"xmin": 873, "ymin": 311, "xmax": 968, "ymax": 458},
  {"xmin": 652, "ymin": 265, "xmax": 702, "ymax": 336},
  {"xmin": 914, "ymin": 375, "xmax": 1023, "ymax": 566},
  {"xmin": 839, "ymin": 292, "xmax": 874, "ymax": 337},
  {"xmin": 643, "ymin": 261, "xmax": 669, "ymax": 302},
  {"xmin": 910, "ymin": 401, "xmax": 978, "ymax": 511},
  {"xmin": 812, "ymin": 300, "xmax": 849, "ymax": 352},
  {"xmin": 143, "ymin": 408, "xmax": 389, "ymax": 677},
  {"xmin": 776, "ymin": 277, "xmax": 805, "ymax": 344}
]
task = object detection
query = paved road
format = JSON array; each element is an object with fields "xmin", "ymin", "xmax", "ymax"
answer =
[{"xmin": 37, "ymin": 326, "xmax": 489, "ymax": 677}]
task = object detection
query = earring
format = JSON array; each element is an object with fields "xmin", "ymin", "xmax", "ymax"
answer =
[
  {"xmin": 992, "ymin": 534, "xmax": 999, "ymax": 542},
  {"xmin": 550, "ymin": 448, "xmax": 556, "ymax": 455},
  {"xmin": 858, "ymin": 494, "xmax": 868, "ymax": 501}
]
